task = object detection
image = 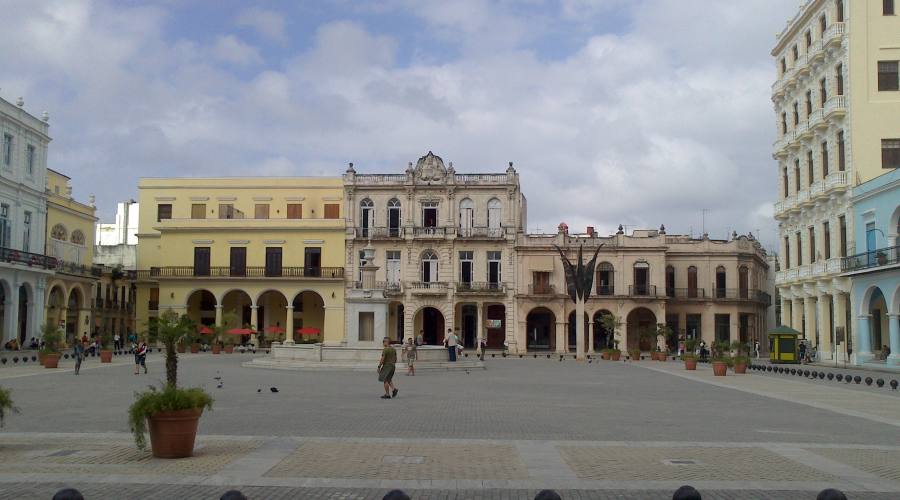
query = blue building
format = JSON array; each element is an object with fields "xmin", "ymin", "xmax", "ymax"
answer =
[{"xmin": 843, "ymin": 168, "xmax": 899, "ymax": 367}]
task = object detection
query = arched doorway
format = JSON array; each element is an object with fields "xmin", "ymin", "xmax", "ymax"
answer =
[
  {"xmin": 526, "ymin": 307, "xmax": 555, "ymax": 351},
  {"xmin": 257, "ymin": 290, "xmax": 287, "ymax": 345},
  {"xmin": 414, "ymin": 306, "xmax": 445, "ymax": 345},
  {"xmin": 865, "ymin": 287, "xmax": 888, "ymax": 355},
  {"xmin": 46, "ymin": 285, "xmax": 66, "ymax": 339},
  {"xmin": 18, "ymin": 284, "xmax": 30, "ymax": 345},
  {"xmin": 593, "ymin": 310, "xmax": 613, "ymax": 351},
  {"xmin": 292, "ymin": 291, "xmax": 325, "ymax": 343},
  {"xmin": 626, "ymin": 307, "xmax": 657, "ymax": 351},
  {"xmin": 66, "ymin": 287, "xmax": 83, "ymax": 344},
  {"xmin": 222, "ymin": 290, "xmax": 253, "ymax": 344},
  {"xmin": 486, "ymin": 304, "xmax": 505, "ymax": 348},
  {"xmin": 186, "ymin": 290, "xmax": 217, "ymax": 327},
  {"xmin": 567, "ymin": 311, "xmax": 589, "ymax": 352}
]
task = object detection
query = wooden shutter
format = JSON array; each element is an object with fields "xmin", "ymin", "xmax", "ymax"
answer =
[
  {"xmin": 255, "ymin": 204, "xmax": 270, "ymax": 219},
  {"xmin": 287, "ymin": 204, "xmax": 302, "ymax": 219},
  {"xmin": 191, "ymin": 204, "xmax": 206, "ymax": 219},
  {"xmin": 324, "ymin": 204, "xmax": 339, "ymax": 219}
]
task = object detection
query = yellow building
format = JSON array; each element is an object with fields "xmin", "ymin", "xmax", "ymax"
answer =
[
  {"xmin": 44, "ymin": 169, "xmax": 99, "ymax": 344},
  {"xmin": 134, "ymin": 177, "xmax": 346, "ymax": 345}
]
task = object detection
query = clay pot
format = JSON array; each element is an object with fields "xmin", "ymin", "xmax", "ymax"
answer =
[
  {"xmin": 684, "ymin": 358, "xmax": 698, "ymax": 370},
  {"xmin": 600, "ymin": 352, "xmax": 610, "ymax": 360},
  {"xmin": 148, "ymin": 408, "xmax": 203, "ymax": 459},
  {"xmin": 100, "ymin": 350, "xmax": 113, "ymax": 363},
  {"xmin": 610, "ymin": 351, "xmax": 621, "ymax": 361},
  {"xmin": 43, "ymin": 353, "xmax": 60, "ymax": 369},
  {"xmin": 733, "ymin": 362, "xmax": 747, "ymax": 374},
  {"xmin": 190, "ymin": 343, "xmax": 200, "ymax": 354},
  {"xmin": 629, "ymin": 350, "xmax": 641, "ymax": 361},
  {"xmin": 177, "ymin": 344, "xmax": 186, "ymax": 354},
  {"xmin": 224, "ymin": 345, "xmax": 234, "ymax": 354},
  {"xmin": 658, "ymin": 352, "xmax": 668, "ymax": 362},
  {"xmin": 38, "ymin": 351, "xmax": 46, "ymax": 366},
  {"xmin": 212, "ymin": 344, "xmax": 221, "ymax": 354},
  {"xmin": 712, "ymin": 361, "xmax": 728, "ymax": 376}
]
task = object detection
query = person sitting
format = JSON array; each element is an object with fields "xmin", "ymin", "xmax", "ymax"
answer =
[
  {"xmin": 220, "ymin": 490, "xmax": 248, "ymax": 500},
  {"xmin": 672, "ymin": 485, "xmax": 702, "ymax": 499},
  {"xmin": 52, "ymin": 488, "xmax": 84, "ymax": 500},
  {"xmin": 382, "ymin": 490, "xmax": 411, "ymax": 500},
  {"xmin": 3, "ymin": 338, "xmax": 19, "ymax": 351},
  {"xmin": 29, "ymin": 338, "xmax": 38, "ymax": 350},
  {"xmin": 534, "ymin": 490, "xmax": 562, "ymax": 500},
  {"xmin": 816, "ymin": 488, "xmax": 847, "ymax": 500}
]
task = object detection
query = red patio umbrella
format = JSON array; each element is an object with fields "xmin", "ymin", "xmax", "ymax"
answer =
[
  {"xmin": 264, "ymin": 325, "xmax": 286, "ymax": 334},
  {"xmin": 197, "ymin": 325, "xmax": 214, "ymax": 335},
  {"xmin": 296, "ymin": 327, "xmax": 321, "ymax": 336},
  {"xmin": 226, "ymin": 328, "xmax": 255, "ymax": 335}
]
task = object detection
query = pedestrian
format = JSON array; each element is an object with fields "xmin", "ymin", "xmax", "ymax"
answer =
[
  {"xmin": 73, "ymin": 340, "xmax": 84, "ymax": 375},
  {"xmin": 444, "ymin": 328, "xmax": 459, "ymax": 362},
  {"xmin": 479, "ymin": 336, "xmax": 487, "ymax": 361},
  {"xmin": 128, "ymin": 330, "xmax": 137, "ymax": 347},
  {"xmin": 799, "ymin": 341, "xmax": 807, "ymax": 364},
  {"xmin": 377, "ymin": 337, "xmax": 398, "ymax": 399},
  {"xmin": 134, "ymin": 341, "xmax": 148, "ymax": 375},
  {"xmin": 113, "ymin": 333, "xmax": 121, "ymax": 350},
  {"xmin": 672, "ymin": 485, "xmax": 702, "ymax": 500},
  {"xmin": 754, "ymin": 340, "xmax": 761, "ymax": 359},
  {"xmin": 403, "ymin": 337, "xmax": 416, "ymax": 376},
  {"xmin": 81, "ymin": 333, "xmax": 88, "ymax": 351},
  {"xmin": 415, "ymin": 330, "xmax": 424, "ymax": 346},
  {"xmin": 29, "ymin": 337, "xmax": 38, "ymax": 350}
]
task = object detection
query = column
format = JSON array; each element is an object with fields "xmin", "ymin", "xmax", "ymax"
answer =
[
  {"xmin": 475, "ymin": 302, "xmax": 483, "ymax": 355},
  {"xmin": 3, "ymin": 285, "xmax": 19, "ymax": 345},
  {"xmin": 856, "ymin": 314, "xmax": 872, "ymax": 363},
  {"xmin": 555, "ymin": 321, "xmax": 565, "ymax": 353},
  {"xmin": 833, "ymin": 292, "xmax": 848, "ymax": 362},
  {"xmin": 214, "ymin": 305, "xmax": 223, "ymax": 327},
  {"xmin": 888, "ymin": 314, "xmax": 900, "ymax": 366},
  {"xmin": 701, "ymin": 308, "xmax": 715, "ymax": 345},
  {"xmin": 250, "ymin": 305, "xmax": 258, "ymax": 346},
  {"xmin": 804, "ymin": 297, "xmax": 817, "ymax": 348},
  {"xmin": 791, "ymin": 298, "xmax": 804, "ymax": 333},
  {"xmin": 817, "ymin": 295, "xmax": 832, "ymax": 359},
  {"xmin": 588, "ymin": 318, "xmax": 595, "ymax": 354},
  {"xmin": 284, "ymin": 305, "xmax": 295, "ymax": 344},
  {"xmin": 780, "ymin": 297, "xmax": 791, "ymax": 326}
]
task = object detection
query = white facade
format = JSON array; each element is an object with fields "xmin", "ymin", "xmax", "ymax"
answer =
[
  {"xmin": 94, "ymin": 201, "xmax": 139, "ymax": 270},
  {"xmin": 0, "ymin": 95, "xmax": 52, "ymax": 347}
]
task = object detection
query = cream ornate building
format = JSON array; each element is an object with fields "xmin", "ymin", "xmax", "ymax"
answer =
[
  {"xmin": 342, "ymin": 152, "xmax": 525, "ymax": 351},
  {"xmin": 772, "ymin": 0, "xmax": 900, "ymax": 363},
  {"xmin": 515, "ymin": 226, "xmax": 771, "ymax": 354}
]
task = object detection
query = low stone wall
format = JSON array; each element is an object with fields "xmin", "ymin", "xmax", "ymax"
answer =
[{"xmin": 245, "ymin": 343, "xmax": 485, "ymax": 371}]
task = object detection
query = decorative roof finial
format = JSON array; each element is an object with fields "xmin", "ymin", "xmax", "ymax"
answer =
[
  {"xmin": 15, "ymin": 97, "xmax": 24, "ymax": 107},
  {"xmin": 41, "ymin": 111, "xmax": 49, "ymax": 122},
  {"xmin": 616, "ymin": 224, "xmax": 624, "ymax": 235},
  {"xmin": 659, "ymin": 224, "xmax": 666, "ymax": 235}
]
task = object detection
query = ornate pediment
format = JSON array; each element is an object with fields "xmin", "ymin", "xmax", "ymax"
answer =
[{"xmin": 413, "ymin": 151, "xmax": 447, "ymax": 182}]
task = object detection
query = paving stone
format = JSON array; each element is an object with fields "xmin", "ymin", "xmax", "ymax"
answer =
[{"xmin": 805, "ymin": 448, "xmax": 900, "ymax": 482}]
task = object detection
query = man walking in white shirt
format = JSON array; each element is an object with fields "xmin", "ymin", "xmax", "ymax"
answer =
[{"xmin": 444, "ymin": 328, "xmax": 459, "ymax": 362}]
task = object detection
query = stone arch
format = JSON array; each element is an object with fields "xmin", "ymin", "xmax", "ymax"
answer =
[
  {"xmin": 526, "ymin": 306, "xmax": 556, "ymax": 351},
  {"xmin": 186, "ymin": 289, "xmax": 217, "ymax": 327},
  {"xmin": 71, "ymin": 230, "xmax": 85, "ymax": 245},
  {"xmin": 50, "ymin": 224, "xmax": 67, "ymax": 241},
  {"xmin": 861, "ymin": 286, "xmax": 889, "ymax": 355},
  {"xmin": 221, "ymin": 289, "xmax": 253, "ymax": 328},
  {"xmin": 413, "ymin": 305, "xmax": 446, "ymax": 345},
  {"xmin": 592, "ymin": 309, "xmax": 614, "ymax": 350},
  {"xmin": 626, "ymin": 307, "xmax": 657, "ymax": 351},
  {"xmin": 291, "ymin": 290, "xmax": 326, "ymax": 342}
]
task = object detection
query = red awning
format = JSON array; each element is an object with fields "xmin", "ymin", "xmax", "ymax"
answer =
[
  {"xmin": 296, "ymin": 327, "xmax": 321, "ymax": 336},
  {"xmin": 226, "ymin": 328, "xmax": 255, "ymax": 335},
  {"xmin": 264, "ymin": 325, "xmax": 286, "ymax": 334},
  {"xmin": 197, "ymin": 325, "xmax": 214, "ymax": 335}
]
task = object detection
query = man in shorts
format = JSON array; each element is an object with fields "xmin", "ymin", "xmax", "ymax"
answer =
[
  {"xmin": 403, "ymin": 337, "xmax": 416, "ymax": 376},
  {"xmin": 378, "ymin": 337, "xmax": 398, "ymax": 399}
]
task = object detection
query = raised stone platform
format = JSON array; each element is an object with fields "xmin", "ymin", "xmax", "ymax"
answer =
[{"xmin": 244, "ymin": 343, "xmax": 485, "ymax": 371}]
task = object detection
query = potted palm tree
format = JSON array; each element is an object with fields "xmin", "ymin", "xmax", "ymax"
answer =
[
  {"xmin": 654, "ymin": 324, "xmax": 674, "ymax": 361},
  {"xmin": 0, "ymin": 386, "xmax": 19, "ymax": 427},
  {"xmin": 731, "ymin": 340, "xmax": 750, "ymax": 374},
  {"xmin": 99, "ymin": 331, "xmax": 113, "ymax": 363},
  {"xmin": 129, "ymin": 311, "xmax": 213, "ymax": 458},
  {"xmin": 40, "ymin": 323, "xmax": 63, "ymax": 369},
  {"xmin": 711, "ymin": 340, "xmax": 730, "ymax": 376},
  {"xmin": 600, "ymin": 314, "xmax": 622, "ymax": 360},
  {"xmin": 682, "ymin": 338, "xmax": 698, "ymax": 370}
]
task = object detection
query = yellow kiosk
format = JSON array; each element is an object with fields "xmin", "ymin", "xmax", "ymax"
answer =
[{"xmin": 768, "ymin": 325, "xmax": 801, "ymax": 364}]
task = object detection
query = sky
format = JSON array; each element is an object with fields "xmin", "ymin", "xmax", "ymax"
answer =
[{"xmin": 0, "ymin": 0, "xmax": 803, "ymax": 250}]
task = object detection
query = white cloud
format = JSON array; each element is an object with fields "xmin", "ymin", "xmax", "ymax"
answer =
[
  {"xmin": 211, "ymin": 35, "xmax": 262, "ymax": 66},
  {"xmin": 235, "ymin": 7, "xmax": 287, "ymax": 44}
]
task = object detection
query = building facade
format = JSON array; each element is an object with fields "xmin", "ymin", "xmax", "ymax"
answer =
[
  {"xmin": 843, "ymin": 168, "xmax": 899, "ymax": 365},
  {"xmin": 0, "ymin": 96, "xmax": 53, "ymax": 348},
  {"xmin": 516, "ymin": 227, "xmax": 771, "ymax": 354},
  {"xmin": 771, "ymin": 0, "xmax": 900, "ymax": 363},
  {"xmin": 134, "ymin": 178, "xmax": 346, "ymax": 345},
  {"xmin": 342, "ymin": 152, "xmax": 525, "ymax": 351}
]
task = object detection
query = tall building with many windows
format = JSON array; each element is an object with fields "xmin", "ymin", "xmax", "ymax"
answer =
[{"xmin": 772, "ymin": 0, "xmax": 900, "ymax": 363}]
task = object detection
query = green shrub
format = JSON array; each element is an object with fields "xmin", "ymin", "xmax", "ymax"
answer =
[
  {"xmin": 39, "ymin": 323, "xmax": 63, "ymax": 354},
  {"xmin": 0, "ymin": 386, "xmax": 20, "ymax": 427},
  {"xmin": 128, "ymin": 385, "xmax": 213, "ymax": 450}
]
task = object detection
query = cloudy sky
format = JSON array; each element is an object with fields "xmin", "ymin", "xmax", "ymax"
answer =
[{"xmin": 0, "ymin": 0, "xmax": 802, "ymax": 249}]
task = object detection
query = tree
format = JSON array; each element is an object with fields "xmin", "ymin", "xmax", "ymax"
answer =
[
  {"xmin": 147, "ymin": 311, "xmax": 194, "ymax": 387},
  {"xmin": 600, "ymin": 313, "xmax": 622, "ymax": 350}
]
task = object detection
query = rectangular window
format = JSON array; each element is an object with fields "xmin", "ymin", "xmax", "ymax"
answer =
[
  {"xmin": 805, "ymin": 30, "xmax": 812, "ymax": 49},
  {"xmin": 883, "ymin": 139, "xmax": 900, "ymax": 169},
  {"xmin": 157, "ymin": 204, "xmax": 172, "ymax": 222},
  {"xmin": 149, "ymin": 288, "xmax": 160, "ymax": 310},
  {"xmin": 879, "ymin": 61, "xmax": 900, "ymax": 91},
  {"xmin": 886, "ymin": 0, "xmax": 896, "ymax": 15},
  {"xmin": 686, "ymin": 314, "xmax": 701, "ymax": 341},
  {"xmin": 459, "ymin": 251, "xmax": 473, "ymax": 284},
  {"xmin": 422, "ymin": 202, "xmax": 438, "ymax": 228},
  {"xmin": 358, "ymin": 312, "xmax": 375, "ymax": 342},
  {"xmin": 823, "ymin": 221, "xmax": 831, "ymax": 260},
  {"xmin": 487, "ymin": 251, "xmax": 502, "ymax": 286},
  {"xmin": 839, "ymin": 215, "xmax": 847, "ymax": 258},
  {"xmin": 533, "ymin": 271, "xmax": 551, "ymax": 294},
  {"xmin": 0, "ymin": 204, "xmax": 9, "ymax": 248},
  {"xmin": 836, "ymin": 0, "xmax": 844, "ymax": 22},
  {"xmin": 781, "ymin": 113, "xmax": 788, "ymax": 135},
  {"xmin": 193, "ymin": 247, "xmax": 211, "ymax": 276},
  {"xmin": 807, "ymin": 150, "xmax": 814, "ymax": 186},
  {"xmin": 835, "ymin": 64, "xmax": 844, "ymax": 95},
  {"xmin": 22, "ymin": 211, "xmax": 31, "ymax": 252},
  {"xmin": 304, "ymin": 247, "xmax": 321, "ymax": 276},
  {"xmin": 191, "ymin": 204, "xmax": 206, "ymax": 219},
  {"xmin": 805, "ymin": 91, "xmax": 812, "ymax": 117},
  {"xmin": 822, "ymin": 141, "xmax": 829, "ymax": 177},
  {"xmin": 26, "ymin": 145, "xmax": 35, "ymax": 174},
  {"xmin": 819, "ymin": 78, "xmax": 827, "ymax": 107},
  {"xmin": 265, "ymin": 247, "xmax": 283, "ymax": 277},
  {"xmin": 780, "ymin": 57, "xmax": 787, "ymax": 75},
  {"xmin": 323, "ymin": 203, "xmax": 340, "ymax": 219},
  {"xmin": 819, "ymin": 14, "xmax": 827, "ymax": 36},
  {"xmin": 230, "ymin": 247, "xmax": 246, "ymax": 277},
  {"xmin": 784, "ymin": 236, "xmax": 791, "ymax": 268},
  {"xmin": 794, "ymin": 160, "xmax": 801, "ymax": 193},
  {"xmin": 254, "ymin": 203, "xmax": 270, "ymax": 219},
  {"xmin": 809, "ymin": 227, "xmax": 816, "ymax": 263},
  {"xmin": 782, "ymin": 167, "xmax": 789, "ymax": 198},
  {"xmin": 793, "ymin": 102, "xmax": 799, "ymax": 126},
  {"xmin": 792, "ymin": 45, "xmax": 798, "ymax": 63},
  {"xmin": 715, "ymin": 314, "xmax": 730, "ymax": 343},
  {"xmin": 286, "ymin": 203, "xmax": 302, "ymax": 219},
  {"xmin": 386, "ymin": 250, "xmax": 401, "ymax": 284},
  {"xmin": 2, "ymin": 134, "xmax": 11, "ymax": 166},
  {"xmin": 838, "ymin": 131, "xmax": 846, "ymax": 171},
  {"xmin": 218, "ymin": 204, "xmax": 244, "ymax": 219},
  {"xmin": 796, "ymin": 231, "xmax": 803, "ymax": 266}
]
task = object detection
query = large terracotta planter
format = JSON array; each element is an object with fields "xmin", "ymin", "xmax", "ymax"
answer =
[
  {"xmin": 43, "ymin": 353, "xmax": 60, "ymax": 369},
  {"xmin": 610, "ymin": 351, "xmax": 621, "ymax": 361},
  {"xmin": 212, "ymin": 344, "xmax": 221, "ymax": 354},
  {"xmin": 148, "ymin": 408, "xmax": 203, "ymax": 458},
  {"xmin": 100, "ymin": 350, "xmax": 113, "ymax": 363},
  {"xmin": 733, "ymin": 361, "xmax": 747, "ymax": 374},
  {"xmin": 224, "ymin": 345, "xmax": 234, "ymax": 354},
  {"xmin": 38, "ymin": 351, "xmax": 46, "ymax": 366},
  {"xmin": 600, "ymin": 351, "xmax": 610, "ymax": 360},
  {"xmin": 177, "ymin": 344, "xmax": 186, "ymax": 354},
  {"xmin": 684, "ymin": 358, "xmax": 698, "ymax": 370},
  {"xmin": 190, "ymin": 343, "xmax": 200, "ymax": 354},
  {"xmin": 712, "ymin": 361, "xmax": 728, "ymax": 376},
  {"xmin": 629, "ymin": 350, "xmax": 641, "ymax": 361},
  {"xmin": 658, "ymin": 353, "xmax": 668, "ymax": 362}
]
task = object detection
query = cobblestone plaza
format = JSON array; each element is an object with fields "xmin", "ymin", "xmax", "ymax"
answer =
[{"xmin": 1, "ymin": 353, "xmax": 899, "ymax": 498}]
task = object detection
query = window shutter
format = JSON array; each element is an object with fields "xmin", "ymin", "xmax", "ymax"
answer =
[{"xmin": 324, "ymin": 204, "xmax": 339, "ymax": 219}]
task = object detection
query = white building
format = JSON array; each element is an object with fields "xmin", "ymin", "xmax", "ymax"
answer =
[
  {"xmin": 94, "ymin": 200, "xmax": 139, "ymax": 270},
  {"xmin": 0, "ymin": 95, "xmax": 52, "ymax": 348}
]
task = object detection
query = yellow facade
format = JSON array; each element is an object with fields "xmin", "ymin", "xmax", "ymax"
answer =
[{"xmin": 135, "ymin": 177, "xmax": 346, "ymax": 345}]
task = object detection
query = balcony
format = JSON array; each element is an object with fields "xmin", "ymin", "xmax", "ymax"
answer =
[
  {"xmin": 149, "ymin": 266, "xmax": 344, "ymax": 279},
  {"xmin": 794, "ymin": 54, "xmax": 809, "ymax": 76},
  {"xmin": 772, "ymin": 79, "xmax": 786, "ymax": 98},
  {"xmin": 825, "ymin": 170, "xmax": 849, "ymax": 192},
  {"xmin": 355, "ymin": 226, "xmax": 404, "ymax": 239},
  {"xmin": 774, "ymin": 195, "xmax": 796, "ymax": 217},
  {"xmin": 457, "ymin": 227, "xmax": 506, "ymax": 239},
  {"xmin": 378, "ymin": 281, "xmax": 403, "ymax": 295},
  {"xmin": 149, "ymin": 300, "xmax": 159, "ymax": 311},
  {"xmin": 412, "ymin": 227, "xmax": 446, "ymax": 238},
  {"xmin": 710, "ymin": 288, "xmax": 772, "ymax": 304},
  {"xmin": 408, "ymin": 281, "xmax": 448, "ymax": 294},
  {"xmin": 456, "ymin": 282, "xmax": 505, "ymax": 294},
  {"xmin": 824, "ymin": 22, "xmax": 845, "ymax": 47},
  {"xmin": 628, "ymin": 284, "xmax": 658, "ymax": 298},
  {"xmin": 55, "ymin": 261, "xmax": 103, "ymax": 278},
  {"xmin": 796, "ymin": 189, "xmax": 811, "ymax": 205},
  {"xmin": 824, "ymin": 95, "xmax": 846, "ymax": 118},
  {"xmin": 790, "ymin": 122, "xmax": 809, "ymax": 146},
  {"xmin": 666, "ymin": 288, "xmax": 707, "ymax": 299},
  {"xmin": 809, "ymin": 179, "xmax": 825, "ymax": 198},
  {"xmin": 842, "ymin": 246, "xmax": 900, "ymax": 273},
  {"xmin": 808, "ymin": 109, "xmax": 824, "ymax": 129},
  {"xmin": 0, "ymin": 247, "xmax": 57, "ymax": 269},
  {"xmin": 130, "ymin": 270, "xmax": 153, "ymax": 281},
  {"xmin": 798, "ymin": 264, "xmax": 812, "ymax": 279},
  {"xmin": 808, "ymin": 40, "xmax": 824, "ymax": 62},
  {"xmin": 595, "ymin": 285, "xmax": 615, "ymax": 296},
  {"xmin": 773, "ymin": 135, "xmax": 790, "ymax": 156},
  {"xmin": 528, "ymin": 284, "xmax": 556, "ymax": 296}
]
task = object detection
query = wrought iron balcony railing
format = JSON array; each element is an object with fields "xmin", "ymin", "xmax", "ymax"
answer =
[
  {"xmin": 355, "ymin": 226, "xmax": 404, "ymax": 239},
  {"xmin": 842, "ymin": 245, "xmax": 900, "ymax": 273},
  {"xmin": 457, "ymin": 227, "xmax": 505, "ymax": 239},
  {"xmin": 1, "ymin": 247, "xmax": 57, "ymax": 269},
  {"xmin": 456, "ymin": 281, "xmax": 505, "ymax": 293},
  {"xmin": 666, "ymin": 287, "xmax": 707, "ymax": 299},
  {"xmin": 595, "ymin": 285, "xmax": 615, "ymax": 296},
  {"xmin": 412, "ymin": 227, "xmax": 446, "ymax": 237},
  {"xmin": 628, "ymin": 284, "xmax": 657, "ymax": 297},
  {"xmin": 149, "ymin": 266, "xmax": 344, "ymax": 279},
  {"xmin": 528, "ymin": 284, "xmax": 556, "ymax": 295}
]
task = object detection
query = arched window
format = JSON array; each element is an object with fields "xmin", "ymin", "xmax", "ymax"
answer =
[
  {"xmin": 421, "ymin": 250, "xmax": 438, "ymax": 283},
  {"xmin": 71, "ymin": 230, "xmax": 85, "ymax": 245},
  {"xmin": 687, "ymin": 266, "xmax": 698, "ymax": 298},
  {"xmin": 387, "ymin": 198, "xmax": 401, "ymax": 236},
  {"xmin": 715, "ymin": 265, "xmax": 727, "ymax": 298},
  {"xmin": 665, "ymin": 265, "xmax": 675, "ymax": 297},
  {"xmin": 739, "ymin": 265, "xmax": 749, "ymax": 298},
  {"xmin": 359, "ymin": 198, "xmax": 374, "ymax": 237},
  {"xmin": 596, "ymin": 262, "xmax": 614, "ymax": 295},
  {"xmin": 459, "ymin": 198, "xmax": 474, "ymax": 235},
  {"xmin": 487, "ymin": 198, "xmax": 501, "ymax": 235},
  {"xmin": 51, "ymin": 224, "xmax": 67, "ymax": 241},
  {"xmin": 633, "ymin": 261, "xmax": 650, "ymax": 296}
]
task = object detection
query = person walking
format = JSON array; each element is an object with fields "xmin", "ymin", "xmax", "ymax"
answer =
[
  {"xmin": 403, "ymin": 337, "xmax": 416, "ymax": 376},
  {"xmin": 444, "ymin": 328, "xmax": 459, "ymax": 362},
  {"xmin": 377, "ymin": 337, "xmax": 398, "ymax": 399},
  {"xmin": 134, "ymin": 341, "xmax": 148, "ymax": 375},
  {"xmin": 754, "ymin": 340, "xmax": 760, "ymax": 359},
  {"xmin": 113, "ymin": 333, "xmax": 121, "ymax": 351},
  {"xmin": 415, "ymin": 330, "xmax": 424, "ymax": 346},
  {"xmin": 73, "ymin": 340, "xmax": 84, "ymax": 375},
  {"xmin": 799, "ymin": 341, "xmax": 807, "ymax": 365}
]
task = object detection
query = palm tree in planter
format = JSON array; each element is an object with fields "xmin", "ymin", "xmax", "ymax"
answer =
[
  {"xmin": 129, "ymin": 310, "xmax": 213, "ymax": 458},
  {"xmin": 99, "ymin": 330, "xmax": 114, "ymax": 363},
  {"xmin": 682, "ymin": 338, "xmax": 698, "ymax": 370},
  {"xmin": 654, "ymin": 324, "xmax": 674, "ymax": 361},
  {"xmin": 730, "ymin": 340, "xmax": 750, "ymax": 374},
  {"xmin": 599, "ymin": 313, "xmax": 622, "ymax": 360},
  {"xmin": 39, "ymin": 323, "xmax": 63, "ymax": 369},
  {"xmin": 710, "ymin": 340, "xmax": 731, "ymax": 376},
  {"xmin": 0, "ymin": 386, "xmax": 20, "ymax": 427},
  {"xmin": 213, "ymin": 312, "xmax": 238, "ymax": 354},
  {"xmin": 633, "ymin": 327, "xmax": 655, "ymax": 361}
]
